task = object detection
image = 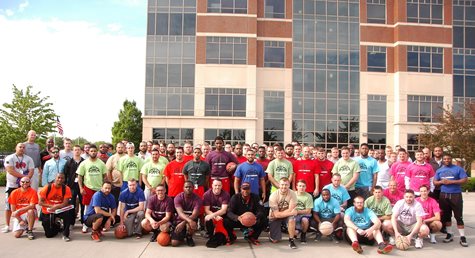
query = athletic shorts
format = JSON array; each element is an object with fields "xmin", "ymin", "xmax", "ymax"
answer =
[
  {"xmin": 396, "ymin": 220, "xmax": 416, "ymax": 236},
  {"xmin": 85, "ymin": 213, "xmax": 110, "ymax": 228},
  {"xmin": 12, "ymin": 210, "xmax": 37, "ymax": 232},
  {"xmin": 82, "ymin": 186, "xmax": 96, "ymax": 206},
  {"xmin": 295, "ymin": 214, "xmax": 312, "ymax": 230},
  {"xmin": 4, "ymin": 187, "xmax": 18, "ymax": 211}
]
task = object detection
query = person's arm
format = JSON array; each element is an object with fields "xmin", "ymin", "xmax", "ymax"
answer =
[
  {"xmin": 260, "ymin": 177, "xmax": 266, "ymax": 201},
  {"xmin": 158, "ymin": 211, "xmax": 172, "ymax": 225},
  {"xmin": 273, "ymin": 196, "xmax": 297, "ymax": 218},
  {"xmin": 363, "ymin": 215, "xmax": 382, "ymax": 237},
  {"xmin": 267, "ymin": 171, "xmax": 279, "ymax": 188},
  {"xmin": 142, "ymin": 174, "xmax": 152, "ymax": 190},
  {"xmin": 226, "ymin": 196, "xmax": 239, "ymax": 221},
  {"xmin": 372, "ymin": 172, "xmax": 378, "ymax": 190},
  {"xmin": 94, "ymin": 206, "xmax": 114, "ymax": 218},
  {"xmin": 313, "ymin": 174, "xmax": 319, "ymax": 197},
  {"xmin": 391, "ymin": 211, "xmax": 401, "ymax": 237},
  {"xmin": 345, "ymin": 172, "xmax": 359, "ymax": 189},
  {"xmin": 424, "ymin": 212, "xmax": 440, "ymax": 224},
  {"xmin": 331, "ymin": 213, "xmax": 341, "ymax": 228},
  {"xmin": 175, "ymin": 206, "xmax": 192, "ymax": 224},
  {"xmin": 298, "ymin": 208, "xmax": 312, "ymax": 215},
  {"xmin": 408, "ymin": 216, "xmax": 423, "ymax": 239},
  {"xmin": 119, "ymin": 202, "xmax": 126, "ymax": 225},
  {"xmin": 344, "ymin": 214, "xmax": 359, "ymax": 231},
  {"xmin": 41, "ymin": 164, "xmax": 49, "ymax": 186},
  {"xmin": 312, "ymin": 211, "xmax": 322, "ymax": 224},
  {"xmin": 78, "ymin": 175, "xmax": 85, "ymax": 195},
  {"xmin": 234, "ymin": 177, "xmax": 241, "ymax": 194},
  {"xmin": 145, "ymin": 208, "xmax": 156, "ymax": 223}
]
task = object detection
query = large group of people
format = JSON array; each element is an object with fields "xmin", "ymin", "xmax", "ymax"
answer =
[{"xmin": 2, "ymin": 130, "xmax": 470, "ymax": 254}]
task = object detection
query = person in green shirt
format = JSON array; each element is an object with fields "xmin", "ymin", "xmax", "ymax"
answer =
[
  {"xmin": 295, "ymin": 180, "xmax": 313, "ymax": 244},
  {"xmin": 117, "ymin": 142, "xmax": 144, "ymax": 191},
  {"xmin": 364, "ymin": 186, "xmax": 393, "ymax": 244},
  {"xmin": 141, "ymin": 148, "xmax": 169, "ymax": 201},
  {"xmin": 266, "ymin": 146, "xmax": 294, "ymax": 193},
  {"xmin": 331, "ymin": 146, "xmax": 360, "ymax": 206}
]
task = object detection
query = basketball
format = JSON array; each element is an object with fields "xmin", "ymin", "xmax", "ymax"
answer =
[
  {"xmin": 319, "ymin": 221, "xmax": 334, "ymax": 236},
  {"xmin": 240, "ymin": 212, "xmax": 257, "ymax": 227},
  {"xmin": 157, "ymin": 232, "xmax": 171, "ymax": 246},
  {"xmin": 395, "ymin": 235, "xmax": 410, "ymax": 250},
  {"xmin": 114, "ymin": 226, "xmax": 128, "ymax": 239},
  {"xmin": 226, "ymin": 162, "xmax": 237, "ymax": 173}
]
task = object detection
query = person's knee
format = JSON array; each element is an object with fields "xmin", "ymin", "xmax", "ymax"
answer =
[
  {"xmin": 419, "ymin": 224, "xmax": 430, "ymax": 237},
  {"xmin": 171, "ymin": 240, "xmax": 180, "ymax": 247},
  {"xmin": 14, "ymin": 231, "xmax": 23, "ymax": 238}
]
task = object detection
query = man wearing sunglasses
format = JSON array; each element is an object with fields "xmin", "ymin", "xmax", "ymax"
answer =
[
  {"xmin": 42, "ymin": 146, "xmax": 66, "ymax": 186},
  {"xmin": 8, "ymin": 177, "xmax": 38, "ymax": 239}
]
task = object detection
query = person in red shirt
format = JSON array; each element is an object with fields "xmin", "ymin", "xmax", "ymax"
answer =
[
  {"xmin": 255, "ymin": 146, "xmax": 270, "ymax": 171},
  {"xmin": 293, "ymin": 146, "xmax": 321, "ymax": 197},
  {"xmin": 8, "ymin": 177, "xmax": 38, "ymax": 239},
  {"xmin": 234, "ymin": 144, "xmax": 247, "ymax": 164},
  {"xmin": 285, "ymin": 143, "xmax": 297, "ymax": 168},
  {"xmin": 314, "ymin": 147, "xmax": 334, "ymax": 193},
  {"xmin": 183, "ymin": 141, "xmax": 194, "ymax": 163},
  {"xmin": 164, "ymin": 147, "xmax": 186, "ymax": 197}
]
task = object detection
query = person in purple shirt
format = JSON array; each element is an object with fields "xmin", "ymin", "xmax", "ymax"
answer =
[
  {"xmin": 234, "ymin": 149, "xmax": 266, "ymax": 201},
  {"xmin": 205, "ymin": 136, "xmax": 239, "ymax": 193},
  {"xmin": 203, "ymin": 179, "xmax": 230, "ymax": 239},
  {"xmin": 141, "ymin": 184, "xmax": 174, "ymax": 242},
  {"xmin": 172, "ymin": 181, "xmax": 202, "ymax": 247}
]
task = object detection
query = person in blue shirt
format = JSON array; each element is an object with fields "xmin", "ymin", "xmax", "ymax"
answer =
[
  {"xmin": 118, "ymin": 178, "xmax": 146, "ymax": 238},
  {"xmin": 84, "ymin": 181, "xmax": 117, "ymax": 241},
  {"xmin": 354, "ymin": 143, "xmax": 379, "ymax": 199},
  {"xmin": 434, "ymin": 153, "xmax": 469, "ymax": 247},
  {"xmin": 42, "ymin": 146, "xmax": 66, "ymax": 186},
  {"xmin": 312, "ymin": 189, "xmax": 342, "ymax": 242},
  {"xmin": 234, "ymin": 149, "xmax": 266, "ymax": 201},
  {"xmin": 323, "ymin": 173, "xmax": 351, "ymax": 212},
  {"xmin": 344, "ymin": 196, "xmax": 392, "ymax": 254}
]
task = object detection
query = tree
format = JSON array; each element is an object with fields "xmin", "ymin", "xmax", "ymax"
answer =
[
  {"xmin": 111, "ymin": 100, "xmax": 143, "ymax": 148},
  {"xmin": 419, "ymin": 102, "xmax": 475, "ymax": 173},
  {"xmin": 0, "ymin": 85, "xmax": 57, "ymax": 152}
]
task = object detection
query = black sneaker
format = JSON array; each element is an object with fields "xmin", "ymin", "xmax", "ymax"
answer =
[
  {"xmin": 289, "ymin": 238, "xmax": 297, "ymax": 249},
  {"xmin": 460, "ymin": 236, "xmax": 468, "ymax": 247},
  {"xmin": 443, "ymin": 233, "xmax": 454, "ymax": 243},
  {"xmin": 315, "ymin": 232, "xmax": 322, "ymax": 242},
  {"xmin": 150, "ymin": 231, "xmax": 159, "ymax": 242},
  {"xmin": 300, "ymin": 232, "xmax": 307, "ymax": 244},
  {"xmin": 27, "ymin": 230, "xmax": 35, "ymax": 240},
  {"xmin": 440, "ymin": 226, "xmax": 447, "ymax": 234},
  {"xmin": 186, "ymin": 235, "xmax": 195, "ymax": 247}
]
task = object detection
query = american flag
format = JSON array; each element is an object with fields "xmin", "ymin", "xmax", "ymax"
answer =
[{"xmin": 56, "ymin": 117, "xmax": 63, "ymax": 136}]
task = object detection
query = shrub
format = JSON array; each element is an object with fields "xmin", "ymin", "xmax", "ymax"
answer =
[
  {"xmin": 0, "ymin": 172, "xmax": 6, "ymax": 187},
  {"xmin": 462, "ymin": 177, "xmax": 475, "ymax": 192}
]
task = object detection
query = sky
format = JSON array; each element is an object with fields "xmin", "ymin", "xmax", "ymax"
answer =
[{"xmin": 0, "ymin": 0, "xmax": 147, "ymax": 142}]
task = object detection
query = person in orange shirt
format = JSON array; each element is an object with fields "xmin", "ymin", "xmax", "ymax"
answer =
[
  {"xmin": 8, "ymin": 176, "xmax": 38, "ymax": 239},
  {"xmin": 39, "ymin": 173, "xmax": 74, "ymax": 241},
  {"xmin": 164, "ymin": 147, "xmax": 186, "ymax": 197}
]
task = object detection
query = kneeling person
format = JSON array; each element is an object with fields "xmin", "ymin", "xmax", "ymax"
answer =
[
  {"xmin": 118, "ymin": 178, "xmax": 146, "ymax": 238},
  {"xmin": 84, "ymin": 181, "xmax": 117, "ymax": 241},
  {"xmin": 295, "ymin": 180, "xmax": 314, "ymax": 244},
  {"xmin": 8, "ymin": 177, "xmax": 38, "ymax": 239},
  {"xmin": 141, "ymin": 184, "xmax": 174, "ymax": 242},
  {"xmin": 416, "ymin": 185, "xmax": 442, "ymax": 244},
  {"xmin": 364, "ymin": 186, "xmax": 393, "ymax": 243},
  {"xmin": 312, "ymin": 189, "xmax": 342, "ymax": 242},
  {"xmin": 172, "ymin": 181, "xmax": 202, "ymax": 247}
]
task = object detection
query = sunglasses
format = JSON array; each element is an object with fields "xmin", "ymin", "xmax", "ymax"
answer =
[
  {"xmin": 51, "ymin": 151, "xmax": 59, "ymax": 154},
  {"xmin": 20, "ymin": 181, "xmax": 30, "ymax": 184}
]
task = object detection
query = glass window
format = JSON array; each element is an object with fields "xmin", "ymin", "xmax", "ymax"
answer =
[
  {"xmin": 367, "ymin": 46, "xmax": 386, "ymax": 72},
  {"xmin": 406, "ymin": 0, "xmax": 443, "ymax": 24},
  {"xmin": 407, "ymin": 46, "xmax": 443, "ymax": 73},
  {"xmin": 367, "ymin": 0, "xmax": 386, "ymax": 24},
  {"xmin": 204, "ymin": 129, "xmax": 246, "ymax": 145},
  {"xmin": 265, "ymin": 0, "xmax": 286, "ymax": 18},
  {"xmin": 206, "ymin": 37, "xmax": 247, "ymax": 64},
  {"xmin": 205, "ymin": 88, "xmax": 246, "ymax": 117},
  {"xmin": 407, "ymin": 95, "xmax": 443, "ymax": 123},
  {"xmin": 208, "ymin": 0, "xmax": 247, "ymax": 14},
  {"xmin": 156, "ymin": 13, "xmax": 169, "ymax": 35},
  {"xmin": 153, "ymin": 128, "xmax": 194, "ymax": 145}
]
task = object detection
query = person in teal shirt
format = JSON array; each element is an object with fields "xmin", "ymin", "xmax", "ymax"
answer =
[{"xmin": 42, "ymin": 146, "xmax": 66, "ymax": 186}]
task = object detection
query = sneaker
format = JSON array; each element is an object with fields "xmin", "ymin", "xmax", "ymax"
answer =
[
  {"xmin": 377, "ymin": 242, "xmax": 393, "ymax": 254},
  {"xmin": 27, "ymin": 230, "xmax": 35, "ymax": 240},
  {"xmin": 2, "ymin": 226, "xmax": 9, "ymax": 233},
  {"xmin": 440, "ymin": 226, "xmax": 447, "ymax": 234},
  {"xmin": 289, "ymin": 238, "xmax": 297, "ymax": 249},
  {"xmin": 460, "ymin": 236, "xmax": 469, "ymax": 247},
  {"xmin": 248, "ymin": 237, "xmax": 261, "ymax": 246},
  {"xmin": 150, "ymin": 231, "xmax": 159, "ymax": 242},
  {"xmin": 82, "ymin": 224, "xmax": 88, "ymax": 233},
  {"xmin": 415, "ymin": 237, "xmax": 424, "ymax": 249},
  {"xmin": 300, "ymin": 232, "xmax": 307, "ymax": 244},
  {"xmin": 268, "ymin": 236, "xmax": 278, "ymax": 243},
  {"xmin": 135, "ymin": 233, "xmax": 142, "ymax": 239},
  {"xmin": 91, "ymin": 231, "xmax": 101, "ymax": 242},
  {"xmin": 443, "ymin": 233, "xmax": 454, "ymax": 243},
  {"xmin": 352, "ymin": 241, "xmax": 363, "ymax": 254},
  {"xmin": 430, "ymin": 233, "xmax": 437, "ymax": 244},
  {"xmin": 63, "ymin": 236, "xmax": 71, "ymax": 242},
  {"xmin": 186, "ymin": 236, "xmax": 195, "ymax": 247},
  {"xmin": 330, "ymin": 233, "xmax": 340, "ymax": 244},
  {"xmin": 315, "ymin": 232, "xmax": 322, "ymax": 242},
  {"xmin": 388, "ymin": 236, "xmax": 396, "ymax": 245}
]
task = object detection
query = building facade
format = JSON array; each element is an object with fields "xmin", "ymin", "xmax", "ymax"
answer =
[{"xmin": 143, "ymin": 0, "xmax": 474, "ymax": 150}]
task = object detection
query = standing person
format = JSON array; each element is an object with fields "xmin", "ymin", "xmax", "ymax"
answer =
[
  {"xmin": 38, "ymin": 173, "xmax": 74, "ymax": 241},
  {"xmin": 137, "ymin": 141, "xmax": 151, "ymax": 160},
  {"xmin": 234, "ymin": 149, "xmax": 266, "ymax": 201},
  {"xmin": 183, "ymin": 147, "xmax": 211, "ymax": 197},
  {"xmin": 266, "ymin": 146, "xmax": 275, "ymax": 161},
  {"xmin": 23, "ymin": 130, "xmax": 41, "ymax": 190},
  {"xmin": 141, "ymin": 148, "xmax": 169, "ymax": 201},
  {"xmin": 106, "ymin": 142, "xmax": 126, "ymax": 206},
  {"xmin": 117, "ymin": 142, "xmax": 144, "ymax": 191},
  {"xmin": 182, "ymin": 141, "xmax": 194, "ymax": 163},
  {"xmin": 63, "ymin": 145, "xmax": 85, "ymax": 227},
  {"xmin": 203, "ymin": 179, "xmax": 231, "ymax": 242},
  {"xmin": 83, "ymin": 181, "xmax": 117, "ymax": 241},
  {"xmin": 376, "ymin": 149, "xmax": 391, "ymax": 189},
  {"xmin": 268, "ymin": 177, "xmax": 298, "ymax": 249},
  {"xmin": 59, "ymin": 138, "xmax": 73, "ymax": 161},
  {"xmin": 284, "ymin": 143, "xmax": 297, "ymax": 167},
  {"xmin": 434, "ymin": 153, "xmax": 469, "ymax": 247},
  {"xmin": 97, "ymin": 144, "xmax": 110, "ymax": 163},
  {"xmin": 81, "ymin": 143, "xmax": 91, "ymax": 159},
  {"xmin": 233, "ymin": 144, "xmax": 247, "ymax": 164},
  {"xmin": 2, "ymin": 143, "xmax": 34, "ymax": 233},
  {"xmin": 42, "ymin": 146, "xmax": 66, "ymax": 186},
  {"xmin": 295, "ymin": 180, "xmax": 313, "ymax": 244},
  {"xmin": 354, "ymin": 143, "xmax": 379, "ymax": 199},
  {"xmin": 344, "ymin": 196, "xmax": 392, "ymax": 254},
  {"xmin": 201, "ymin": 143, "xmax": 211, "ymax": 160},
  {"xmin": 323, "ymin": 173, "xmax": 351, "ymax": 213},
  {"xmin": 415, "ymin": 185, "xmax": 442, "ymax": 244},
  {"xmin": 383, "ymin": 180, "xmax": 404, "ymax": 206},
  {"xmin": 166, "ymin": 143, "xmax": 176, "ymax": 162},
  {"xmin": 141, "ymin": 184, "xmax": 174, "ymax": 242},
  {"xmin": 329, "ymin": 147, "xmax": 340, "ymax": 164},
  {"xmin": 8, "ymin": 177, "xmax": 38, "ymax": 239},
  {"xmin": 172, "ymin": 181, "xmax": 203, "ymax": 247},
  {"xmin": 428, "ymin": 146, "xmax": 443, "ymax": 200},
  {"xmin": 163, "ymin": 147, "xmax": 187, "ymax": 198},
  {"xmin": 205, "ymin": 136, "xmax": 239, "ymax": 193},
  {"xmin": 266, "ymin": 146, "xmax": 294, "ymax": 193},
  {"xmin": 293, "ymin": 146, "xmax": 320, "ymax": 197},
  {"xmin": 76, "ymin": 144, "xmax": 108, "ymax": 233},
  {"xmin": 315, "ymin": 147, "xmax": 334, "ymax": 193},
  {"xmin": 313, "ymin": 189, "xmax": 342, "ymax": 243},
  {"xmin": 390, "ymin": 148, "xmax": 411, "ymax": 193},
  {"xmin": 405, "ymin": 149, "xmax": 435, "ymax": 196},
  {"xmin": 40, "ymin": 137, "xmax": 55, "ymax": 170},
  {"xmin": 118, "ymin": 179, "xmax": 146, "ymax": 238},
  {"xmin": 332, "ymin": 147, "xmax": 360, "ymax": 206},
  {"xmin": 255, "ymin": 146, "xmax": 270, "ymax": 171}
]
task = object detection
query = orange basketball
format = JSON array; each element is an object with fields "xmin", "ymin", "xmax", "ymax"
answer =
[
  {"xmin": 157, "ymin": 232, "xmax": 171, "ymax": 246},
  {"xmin": 226, "ymin": 162, "xmax": 237, "ymax": 173},
  {"xmin": 114, "ymin": 226, "xmax": 128, "ymax": 239},
  {"xmin": 395, "ymin": 235, "xmax": 410, "ymax": 250},
  {"xmin": 241, "ymin": 212, "xmax": 257, "ymax": 227}
]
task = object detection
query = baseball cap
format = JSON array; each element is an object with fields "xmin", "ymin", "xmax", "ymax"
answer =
[{"xmin": 241, "ymin": 182, "xmax": 250, "ymax": 190}]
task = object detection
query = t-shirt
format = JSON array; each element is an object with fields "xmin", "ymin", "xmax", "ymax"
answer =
[
  {"xmin": 390, "ymin": 161, "xmax": 411, "ymax": 192},
  {"xmin": 345, "ymin": 207, "xmax": 377, "ymax": 230},
  {"xmin": 117, "ymin": 155, "xmax": 144, "ymax": 182},
  {"xmin": 163, "ymin": 160, "xmax": 186, "ymax": 197},
  {"xmin": 140, "ymin": 158, "xmax": 168, "ymax": 188},
  {"xmin": 415, "ymin": 197, "xmax": 441, "ymax": 220},
  {"xmin": 147, "ymin": 194, "xmax": 174, "ymax": 221},
  {"xmin": 313, "ymin": 197, "xmax": 340, "ymax": 219},
  {"xmin": 266, "ymin": 158, "xmax": 294, "ymax": 193},
  {"xmin": 202, "ymin": 189, "xmax": 230, "ymax": 213},
  {"xmin": 383, "ymin": 188, "xmax": 404, "ymax": 206},
  {"xmin": 23, "ymin": 142, "xmax": 41, "ymax": 168},
  {"xmin": 234, "ymin": 162, "xmax": 266, "ymax": 195},
  {"xmin": 84, "ymin": 191, "xmax": 117, "ymax": 220},
  {"xmin": 355, "ymin": 156, "xmax": 379, "ymax": 188},
  {"xmin": 268, "ymin": 189, "xmax": 297, "ymax": 220},
  {"xmin": 255, "ymin": 158, "xmax": 270, "ymax": 171},
  {"xmin": 3, "ymin": 154, "xmax": 35, "ymax": 188},
  {"xmin": 294, "ymin": 159, "xmax": 320, "ymax": 193},
  {"xmin": 406, "ymin": 163, "xmax": 435, "ymax": 192},
  {"xmin": 8, "ymin": 187, "xmax": 38, "ymax": 215},
  {"xmin": 323, "ymin": 184, "xmax": 351, "ymax": 206},
  {"xmin": 119, "ymin": 188, "xmax": 145, "ymax": 211},
  {"xmin": 106, "ymin": 153, "xmax": 126, "ymax": 187},
  {"xmin": 173, "ymin": 192, "xmax": 202, "ymax": 223},
  {"xmin": 39, "ymin": 184, "xmax": 72, "ymax": 214},
  {"xmin": 435, "ymin": 165, "xmax": 468, "ymax": 193},
  {"xmin": 182, "ymin": 160, "xmax": 211, "ymax": 187},
  {"xmin": 182, "ymin": 154, "xmax": 193, "ymax": 163},
  {"xmin": 205, "ymin": 150, "xmax": 239, "ymax": 178},
  {"xmin": 42, "ymin": 158, "xmax": 67, "ymax": 186},
  {"xmin": 364, "ymin": 196, "xmax": 392, "ymax": 217},
  {"xmin": 76, "ymin": 159, "xmax": 107, "ymax": 191},
  {"xmin": 59, "ymin": 150, "xmax": 73, "ymax": 161},
  {"xmin": 392, "ymin": 199, "xmax": 425, "ymax": 225},
  {"xmin": 315, "ymin": 159, "xmax": 334, "ymax": 192},
  {"xmin": 296, "ymin": 192, "xmax": 314, "ymax": 212},
  {"xmin": 331, "ymin": 158, "xmax": 360, "ymax": 191},
  {"xmin": 376, "ymin": 161, "xmax": 391, "ymax": 189}
]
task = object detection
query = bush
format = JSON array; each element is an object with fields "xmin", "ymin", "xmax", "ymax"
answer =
[
  {"xmin": 462, "ymin": 177, "xmax": 475, "ymax": 192},
  {"xmin": 0, "ymin": 172, "xmax": 5, "ymax": 187}
]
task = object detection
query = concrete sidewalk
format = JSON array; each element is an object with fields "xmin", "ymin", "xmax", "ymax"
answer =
[{"xmin": 0, "ymin": 187, "xmax": 473, "ymax": 258}]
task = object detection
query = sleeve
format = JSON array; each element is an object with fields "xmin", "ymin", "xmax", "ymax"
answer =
[
  {"xmin": 105, "ymin": 157, "xmax": 113, "ymax": 172},
  {"xmin": 331, "ymin": 162, "xmax": 338, "ymax": 173},
  {"xmin": 431, "ymin": 199, "xmax": 441, "ymax": 214},
  {"xmin": 4, "ymin": 155, "xmax": 14, "ymax": 168},
  {"xmin": 30, "ymin": 190, "xmax": 39, "ymax": 204},
  {"xmin": 288, "ymin": 160, "xmax": 294, "ymax": 174},
  {"xmin": 166, "ymin": 198, "xmax": 175, "ymax": 212},
  {"xmin": 138, "ymin": 190, "xmax": 146, "ymax": 202},
  {"xmin": 384, "ymin": 200, "xmax": 393, "ymax": 215},
  {"xmin": 173, "ymin": 194, "xmax": 182, "ymax": 208},
  {"xmin": 109, "ymin": 195, "xmax": 117, "ymax": 209},
  {"xmin": 314, "ymin": 162, "xmax": 321, "ymax": 175},
  {"xmin": 101, "ymin": 161, "xmax": 107, "ymax": 175},
  {"xmin": 258, "ymin": 166, "xmax": 266, "ymax": 178},
  {"xmin": 202, "ymin": 192, "xmax": 210, "ymax": 206},
  {"xmin": 226, "ymin": 195, "xmax": 239, "ymax": 221},
  {"xmin": 8, "ymin": 190, "xmax": 17, "ymax": 205},
  {"xmin": 182, "ymin": 162, "xmax": 190, "ymax": 176},
  {"xmin": 268, "ymin": 192, "xmax": 278, "ymax": 211},
  {"xmin": 76, "ymin": 162, "xmax": 85, "ymax": 176},
  {"xmin": 434, "ymin": 169, "xmax": 441, "ymax": 180},
  {"xmin": 367, "ymin": 208, "xmax": 378, "ymax": 221},
  {"xmin": 193, "ymin": 197, "xmax": 203, "ymax": 210},
  {"xmin": 137, "ymin": 158, "xmax": 144, "ymax": 170},
  {"xmin": 64, "ymin": 186, "xmax": 72, "ymax": 199},
  {"xmin": 332, "ymin": 201, "xmax": 340, "ymax": 214},
  {"xmin": 233, "ymin": 165, "xmax": 242, "ymax": 178},
  {"xmin": 90, "ymin": 193, "xmax": 100, "ymax": 208},
  {"xmin": 342, "ymin": 189, "xmax": 351, "ymax": 202},
  {"xmin": 140, "ymin": 163, "xmax": 148, "ymax": 175},
  {"xmin": 39, "ymin": 187, "xmax": 47, "ymax": 200},
  {"xmin": 27, "ymin": 157, "xmax": 35, "ymax": 170},
  {"xmin": 118, "ymin": 191, "xmax": 126, "ymax": 203},
  {"xmin": 306, "ymin": 194, "xmax": 314, "ymax": 209},
  {"xmin": 344, "ymin": 207, "xmax": 352, "ymax": 217},
  {"xmin": 163, "ymin": 163, "xmax": 171, "ymax": 178},
  {"xmin": 392, "ymin": 201, "xmax": 401, "ymax": 215},
  {"xmin": 313, "ymin": 199, "xmax": 320, "ymax": 212},
  {"xmin": 265, "ymin": 160, "xmax": 274, "ymax": 174}
]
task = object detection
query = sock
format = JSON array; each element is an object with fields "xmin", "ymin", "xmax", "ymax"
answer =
[
  {"xmin": 458, "ymin": 228, "xmax": 465, "ymax": 237},
  {"xmin": 447, "ymin": 225, "xmax": 454, "ymax": 234}
]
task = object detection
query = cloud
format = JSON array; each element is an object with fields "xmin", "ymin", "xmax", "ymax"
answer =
[
  {"xmin": 107, "ymin": 23, "xmax": 122, "ymax": 32},
  {"xmin": 18, "ymin": 1, "xmax": 29, "ymax": 12},
  {"xmin": 4, "ymin": 9, "xmax": 14, "ymax": 16},
  {"xmin": 0, "ymin": 15, "xmax": 145, "ymax": 142}
]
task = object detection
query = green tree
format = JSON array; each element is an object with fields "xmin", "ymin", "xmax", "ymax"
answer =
[
  {"xmin": 419, "ymin": 102, "xmax": 475, "ymax": 173},
  {"xmin": 0, "ymin": 85, "xmax": 57, "ymax": 152},
  {"xmin": 72, "ymin": 136, "xmax": 90, "ymax": 146},
  {"xmin": 111, "ymin": 100, "xmax": 143, "ymax": 148}
]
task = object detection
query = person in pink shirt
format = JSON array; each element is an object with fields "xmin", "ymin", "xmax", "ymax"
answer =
[
  {"xmin": 405, "ymin": 150, "xmax": 435, "ymax": 196},
  {"xmin": 390, "ymin": 149, "xmax": 411, "ymax": 193},
  {"xmin": 416, "ymin": 185, "xmax": 442, "ymax": 244},
  {"xmin": 383, "ymin": 180, "xmax": 403, "ymax": 206}
]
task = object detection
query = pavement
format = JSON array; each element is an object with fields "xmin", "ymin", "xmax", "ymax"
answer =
[{"xmin": 0, "ymin": 187, "xmax": 473, "ymax": 258}]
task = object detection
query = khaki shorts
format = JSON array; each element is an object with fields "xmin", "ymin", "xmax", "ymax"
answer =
[
  {"xmin": 12, "ymin": 210, "xmax": 37, "ymax": 232},
  {"xmin": 397, "ymin": 220, "xmax": 416, "ymax": 236}
]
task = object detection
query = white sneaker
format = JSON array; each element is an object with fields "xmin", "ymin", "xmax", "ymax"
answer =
[
  {"xmin": 430, "ymin": 233, "xmax": 437, "ymax": 244},
  {"xmin": 389, "ymin": 236, "xmax": 396, "ymax": 245},
  {"xmin": 82, "ymin": 224, "xmax": 88, "ymax": 233},
  {"xmin": 415, "ymin": 237, "xmax": 424, "ymax": 249},
  {"xmin": 2, "ymin": 226, "xmax": 9, "ymax": 233}
]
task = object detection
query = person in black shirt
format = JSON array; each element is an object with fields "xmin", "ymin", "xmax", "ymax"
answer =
[{"xmin": 64, "ymin": 145, "xmax": 84, "ymax": 226}]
